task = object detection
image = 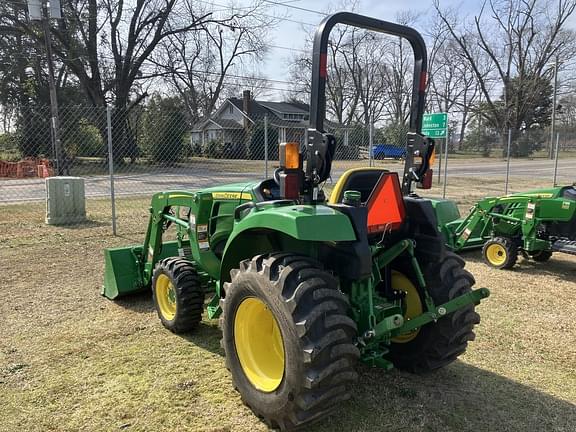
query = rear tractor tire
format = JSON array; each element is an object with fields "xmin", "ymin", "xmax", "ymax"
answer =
[
  {"xmin": 388, "ymin": 252, "xmax": 481, "ymax": 373},
  {"xmin": 483, "ymin": 236, "xmax": 518, "ymax": 269},
  {"xmin": 151, "ymin": 258, "xmax": 204, "ymax": 333},
  {"xmin": 530, "ymin": 250, "xmax": 553, "ymax": 262},
  {"xmin": 220, "ymin": 253, "xmax": 359, "ymax": 431}
]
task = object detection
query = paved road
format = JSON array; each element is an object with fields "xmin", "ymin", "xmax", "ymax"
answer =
[
  {"xmin": 437, "ymin": 159, "xmax": 575, "ymax": 177},
  {"xmin": 1, "ymin": 158, "xmax": 574, "ymax": 204}
]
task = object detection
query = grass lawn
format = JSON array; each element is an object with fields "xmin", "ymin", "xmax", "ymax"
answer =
[{"xmin": 1, "ymin": 176, "xmax": 575, "ymax": 432}]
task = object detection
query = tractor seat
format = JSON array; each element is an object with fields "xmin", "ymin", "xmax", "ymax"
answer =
[
  {"xmin": 329, "ymin": 168, "xmax": 406, "ymax": 235},
  {"xmin": 252, "ymin": 178, "xmax": 281, "ymax": 202},
  {"xmin": 562, "ymin": 186, "xmax": 576, "ymax": 200},
  {"xmin": 329, "ymin": 168, "xmax": 390, "ymax": 204}
]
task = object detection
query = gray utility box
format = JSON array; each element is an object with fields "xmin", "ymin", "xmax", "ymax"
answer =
[{"xmin": 45, "ymin": 177, "xmax": 87, "ymax": 225}]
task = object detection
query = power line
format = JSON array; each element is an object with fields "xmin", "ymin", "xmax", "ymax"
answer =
[
  {"xmin": 268, "ymin": 44, "xmax": 306, "ymax": 53},
  {"xmin": 136, "ymin": 71, "xmax": 309, "ymax": 96},
  {"xmin": 262, "ymin": 0, "xmax": 327, "ymax": 16},
  {"xmin": 6, "ymin": 49, "xmax": 355, "ymax": 94},
  {"xmin": 193, "ymin": 0, "xmax": 317, "ymax": 26},
  {"xmin": 136, "ymin": 64, "xmax": 305, "ymax": 93}
]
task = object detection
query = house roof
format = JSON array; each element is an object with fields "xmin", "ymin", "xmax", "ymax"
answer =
[
  {"xmin": 228, "ymin": 98, "xmax": 309, "ymax": 118},
  {"xmin": 257, "ymin": 101, "xmax": 308, "ymax": 115},
  {"xmin": 192, "ymin": 117, "xmax": 243, "ymax": 131},
  {"xmin": 210, "ymin": 118, "xmax": 243, "ymax": 129},
  {"xmin": 193, "ymin": 96, "xmax": 349, "ymax": 132},
  {"xmin": 228, "ymin": 98, "xmax": 270, "ymax": 117}
]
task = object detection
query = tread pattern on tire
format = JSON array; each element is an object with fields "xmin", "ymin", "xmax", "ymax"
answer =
[
  {"xmin": 389, "ymin": 252, "xmax": 481, "ymax": 373},
  {"xmin": 220, "ymin": 253, "xmax": 359, "ymax": 431},
  {"xmin": 531, "ymin": 250, "xmax": 552, "ymax": 262},
  {"xmin": 483, "ymin": 236, "xmax": 518, "ymax": 269},
  {"xmin": 152, "ymin": 257, "xmax": 204, "ymax": 333}
]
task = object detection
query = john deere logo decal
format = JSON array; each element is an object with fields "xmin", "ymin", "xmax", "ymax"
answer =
[{"xmin": 211, "ymin": 192, "xmax": 252, "ymax": 200}]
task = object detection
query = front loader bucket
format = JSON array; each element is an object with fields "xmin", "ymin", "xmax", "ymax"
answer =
[
  {"xmin": 102, "ymin": 241, "xmax": 181, "ymax": 299},
  {"xmin": 102, "ymin": 245, "xmax": 144, "ymax": 299}
]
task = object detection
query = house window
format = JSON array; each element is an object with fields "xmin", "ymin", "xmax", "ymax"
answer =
[
  {"xmin": 229, "ymin": 105, "xmax": 233, "ymax": 114},
  {"xmin": 283, "ymin": 113, "xmax": 306, "ymax": 121},
  {"xmin": 282, "ymin": 113, "xmax": 308, "ymax": 121}
]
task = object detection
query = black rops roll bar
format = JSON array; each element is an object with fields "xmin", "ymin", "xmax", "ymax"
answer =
[
  {"xmin": 309, "ymin": 12, "xmax": 428, "ymax": 133},
  {"xmin": 305, "ymin": 12, "xmax": 432, "ymax": 196}
]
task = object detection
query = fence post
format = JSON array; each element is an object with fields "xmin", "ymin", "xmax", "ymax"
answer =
[
  {"xmin": 42, "ymin": 16, "xmax": 64, "ymax": 175},
  {"xmin": 437, "ymin": 138, "xmax": 443, "ymax": 185},
  {"xmin": 553, "ymin": 132, "xmax": 560, "ymax": 186},
  {"xmin": 264, "ymin": 114, "xmax": 269, "ymax": 178},
  {"xmin": 442, "ymin": 131, "xmax": 449, "ymax": 199},
  {"xmin": 368, "ymin": 116, "xmax": 374, "ymax": 167},
  {"xmin": 106, "ymin": 105, "xmax": 117, "ymax": 236},
  {"xmin": 505, "ymin": 128, "xmax": 511, "ymax": 194}
]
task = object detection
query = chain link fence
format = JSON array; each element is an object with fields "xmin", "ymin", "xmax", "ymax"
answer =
[{"xmin": 1, "ymin": 104, "xmax": 574, "ymax": 236}]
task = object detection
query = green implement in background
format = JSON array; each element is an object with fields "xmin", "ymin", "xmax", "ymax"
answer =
[
  {"xmin": 430, "ymin": 185, "xmax": 576, "ymax": 269},
  {"xmin": 422, "ymin": 112, "xmax": 448, "ymax": 138}
]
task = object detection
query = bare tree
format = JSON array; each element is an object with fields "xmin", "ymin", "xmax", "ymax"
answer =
[
  {"xmin": 434, "ymin": 0, "xmax": 576, "ymax": 151},
  {"xmin": 288, "ymin": 8, "xmax": 420, "ymax": 134},
  {"xmin": 154, "ymin": 1, "xmax": 273, "ymax": 123},
  {"xmin": 4, "ymin": 0, "xmax": 267, "ymax": 160},
  {"xmin": 288, "ymin": 24, "xmax": 360, "ymax": 126},
  {"xmin": 427, "ymin": 38, "xmax": 487, "ymax": 146},
  {"xmin": 223, "ymin": 72, "xmax": 272, "ymax": 100}
]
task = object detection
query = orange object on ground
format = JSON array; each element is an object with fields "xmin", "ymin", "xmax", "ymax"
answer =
[
  {"xmin": 1, "ymin": 158, "xmax": 53, "ymax": 178},
  {"xmin": 37, "ymin": 159, "xmax": 54, "ymax": 177},
  {"xmin": 16, "ymin": 159, "xmax": 38, "ymax": 178}
]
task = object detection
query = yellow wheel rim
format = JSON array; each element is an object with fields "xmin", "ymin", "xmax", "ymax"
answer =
[
  {"xmin": 391, "ymin": 271, "xmax": 423, "ymax": 344},
  {"xmin": 155, "ymin": 274, "xmax": 177, "ymax": 320},
  {"xmin": 486, "ymin": 243, "xmax": 507, "ymax": 266},
  {"xmin": 234, "ymin": 297, "xmax": 285, "ymax": 392}
]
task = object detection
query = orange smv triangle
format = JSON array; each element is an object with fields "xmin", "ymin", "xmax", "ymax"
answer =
[{"xmin": 366, "ymin": 173, "xmax": 405, "ymax": 233}]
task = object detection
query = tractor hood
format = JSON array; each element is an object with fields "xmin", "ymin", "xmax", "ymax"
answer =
[
  {"xmin": 198, "ymin": 182, "xmax": 259, "ymax": 199},
  {"xmin": 508, "ymin": 186, "xmax": 567, "ymax": 199}
]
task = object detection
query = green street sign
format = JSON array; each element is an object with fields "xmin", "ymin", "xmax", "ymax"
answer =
[
  {"xmin": 422, "ymin": 112, "xmax": 448, "ymax": 138},
  {"xmin": 425, "ymin": 129, "xmax": 448, "ymax": 138}
]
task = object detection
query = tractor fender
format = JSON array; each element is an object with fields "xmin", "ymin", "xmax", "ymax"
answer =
[{"xmin": 219, "ymin": 204, "xmax": 357, "ymax": 291}]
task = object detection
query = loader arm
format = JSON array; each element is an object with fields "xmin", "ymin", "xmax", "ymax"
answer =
[
  {"xmin": 103, "ymin": 191, "xmax": 221, "ymax": 299},
  {"xmin": 450, "ymin": 201, "xmax": 496, "ymax": 251},
  {"xmin": 141, "ymin": 190, "xmax": 227, "ymax": 284}
]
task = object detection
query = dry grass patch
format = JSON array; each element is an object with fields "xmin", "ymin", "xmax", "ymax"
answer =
[{"xmin": 1, "ymin": 176, "xmax": 575, "ymax": 432}]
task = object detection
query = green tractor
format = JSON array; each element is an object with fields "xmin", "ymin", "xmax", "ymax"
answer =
[
  {"xmin": 103, "ymin": 12, "xmax": 489, "ymax": 430},
  {"xmin": 432, "ymin": 186, "xmax": 576, "ymax": 269}
]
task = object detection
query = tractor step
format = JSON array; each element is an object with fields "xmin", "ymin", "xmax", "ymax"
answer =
[{"xmin": 551, "ymin": 239, "xmax": 576, "ymax": 256}]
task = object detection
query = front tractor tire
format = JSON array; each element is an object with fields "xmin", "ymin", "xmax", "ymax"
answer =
[
  {"xmin": 220, "ymin": 254, "xmax": 359, "ymax": 431},
  {"xmin": 483, "ymin": 236, "xmax": 518, "ymax": 269},
  {"xmin": 389, "ymin": 252, "xmax": 481, "ymax": 373},
  {"xmin": 152, "ymin": 258, "xmax": 204, "ymax": 333}
]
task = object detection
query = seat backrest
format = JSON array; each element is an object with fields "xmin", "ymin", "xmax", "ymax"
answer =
[
  {"xmin": 562, "ymin": 186, "xmax": 576, "ymax": 201},
  {"xmin": 329, "ymin": 168, "xmax": 389, "ymax": 204}
]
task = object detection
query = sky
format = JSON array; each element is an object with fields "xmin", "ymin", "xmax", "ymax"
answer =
[
  {"xmin": 233, "ymin": 0, "xmax": 475, "ymax": 100},
  {"xmin": 233, "ymin": 0, "xmax": 576, "ymax": 101}
]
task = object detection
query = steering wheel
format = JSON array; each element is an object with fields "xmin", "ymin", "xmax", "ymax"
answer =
[{"xmin": 273, "ymin": 167, "xmax": 282, "ymax": 186}]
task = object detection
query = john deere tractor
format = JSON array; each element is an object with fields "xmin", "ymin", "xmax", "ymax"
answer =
[
  {"xmin": 432, "ymin": 186, "xmax": 576, "ymax": 269},
  {"xmin": 103, "ymin": 13, "xmax": 489, "ymax": 430}
]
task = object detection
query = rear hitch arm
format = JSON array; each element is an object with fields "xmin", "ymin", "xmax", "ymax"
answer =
[{"xmin": 390, "ymin": 287, "xmax": 490, "ymax": 337}]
